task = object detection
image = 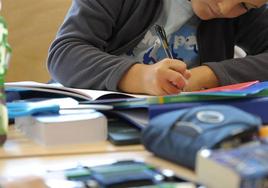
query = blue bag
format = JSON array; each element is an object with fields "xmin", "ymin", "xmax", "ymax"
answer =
[{"xmin": 141, "ymin": 105, "xmax": 262, "ymax": 169}]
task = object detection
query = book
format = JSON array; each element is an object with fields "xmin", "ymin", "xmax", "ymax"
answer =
[
  {"xmin": 196, "ymin": 144, "xmax": 268, "ymax": 188},
  {"xmin": 98, "ymin": 81, "xmax": 268, "ymax": 109},
  {"xmin": 105, "ymin": 81, "xmax": 268, "ymax": 128},
  {"xmin": 109, "ymin": 96, "xmax": 268, "ymax": 129},
  {"xmin": 4, "ymin": 81, "xmax": 149, "ymax": 102},
  {"xmin": 196, "ymin": 80, "xmax": 259, "ymax": 93},
  {"xmin": 148, "ymin": 96, "xmax": 268, "ymax": 120},
  {"xmin": 14, "ymin": 109, "xmax": 108, "ymax": 146}
]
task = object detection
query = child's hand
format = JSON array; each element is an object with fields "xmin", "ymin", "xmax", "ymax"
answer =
[
  {"xmin": 142, "ymin": 58, "xmax": 191, "ymax": 95},
  {"xmin": 183, "ymin": 65, "xmax": 219, "ymax": 92},
  {"xmin": 119, "ymin": 59, "xmax": 190, "ymax": 96}
]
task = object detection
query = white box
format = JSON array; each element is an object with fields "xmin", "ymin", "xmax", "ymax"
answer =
[{"xmin": 15, "ymin": 110, "xmax": 107, "ymax": 146}]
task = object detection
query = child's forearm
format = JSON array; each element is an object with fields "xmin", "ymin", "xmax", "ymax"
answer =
[{"xmin": 118, "ymin": 63, "xmax": 148, "ymax": 94}]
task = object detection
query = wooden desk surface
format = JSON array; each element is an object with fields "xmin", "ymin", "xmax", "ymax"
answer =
[
  {"xmin": 0, "ymin": 128, "xmax": 197, "ymax": 184},
  {"xmin": 0, "ymin": 151, "xmax": 197, "ymax": 183},
  {"xmin": 0, "ymin": 127, "xmax": 144, "ymax": 159}
]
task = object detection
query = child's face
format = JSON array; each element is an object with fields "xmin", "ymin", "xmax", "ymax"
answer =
[{"xmin": 190, "ymin": 0, "xmax": 247, "ymax": 20}]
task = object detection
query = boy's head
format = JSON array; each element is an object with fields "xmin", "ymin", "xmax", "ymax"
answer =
[{"xmin": 190, "ymin": 0, "xmax": 248, "ymax": 20}]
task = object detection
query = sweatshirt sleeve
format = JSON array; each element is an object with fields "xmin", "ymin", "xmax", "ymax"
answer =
[
  {"xmin": 47, "ymin": 0, "xmax": 139, "ymax": 91},
  {"xmin": 204, "ymin": 6, "xmax": 268, "ymax": 86}
]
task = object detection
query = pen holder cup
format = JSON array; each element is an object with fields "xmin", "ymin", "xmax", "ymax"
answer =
[
  {"xmin": 0, "ymin": 16, "xmax": 11, "ymax": 145},
  {"xmin": 141, "ymin": 105, "xmax": 262, "ymax": 170}
]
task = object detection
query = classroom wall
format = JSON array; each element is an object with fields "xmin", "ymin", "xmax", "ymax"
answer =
[{"xmin": 2, "ymin": 0, "xmax": 72, "ymax": 82}]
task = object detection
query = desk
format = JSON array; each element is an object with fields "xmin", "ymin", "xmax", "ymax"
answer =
[
  {"xmin": 0, "ymin": 151, "xmax": 197, "ymax": 183},
  {"xmin": 0, "ymin": 126, "xmax": 144, "ymax": 159},
  {"xmin": 0, "ymin": 126, "xmax": 197, "ymax": 185}
]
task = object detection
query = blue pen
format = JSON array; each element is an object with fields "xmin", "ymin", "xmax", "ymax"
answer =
[
  {"xmin": 7, "ymin": 101, "xmax": 113, "ymax": 118},
  {"xmin": 154, "ymin": 24, "xmax": 173, "ymax": 59}
]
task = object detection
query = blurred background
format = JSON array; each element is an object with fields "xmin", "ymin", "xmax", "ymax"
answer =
[{"xmin": 2, "ymin": 0, "xmax": 71, "ymax": 82}]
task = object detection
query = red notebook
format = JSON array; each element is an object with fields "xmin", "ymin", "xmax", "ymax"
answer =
[{"xmin": 198, "ymin": 81, "xmax": 259, "ymax": 93}]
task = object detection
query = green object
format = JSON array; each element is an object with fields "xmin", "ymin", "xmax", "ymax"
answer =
[
  {"xmin": 0, "ymin": 16, "xmax": 11, "ymax": 74},
  {"xmin": 64, "ymin": 168, "xmax": 91, "ymax": 179},
  {"xmin": 0, "ymin": 15, "xmax": 11, "ymax": 145},
  {"xmin": 91, "ymin": 162, "xmax": 150, "ymax": 175},
  {"xmin": 111, "ymin": 88, "xmax": 268, "ymax": 108},
  {"xmin": 138, "ymin": 182, "xmax": 196, "ymax": 188}
]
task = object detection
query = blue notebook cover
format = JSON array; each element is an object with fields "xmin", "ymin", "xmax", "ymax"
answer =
[
  {"xmin": 112, "ymin": 96, "xmax": 268, "ymax": 128},
  {"xmin": 149, "ymin": 97, "xmax": 268, "ymax": 123}
]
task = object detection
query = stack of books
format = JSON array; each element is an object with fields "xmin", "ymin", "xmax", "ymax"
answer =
[{"xmin": 6, "ymin": 80, "xmax": 268, "ymax": 128}]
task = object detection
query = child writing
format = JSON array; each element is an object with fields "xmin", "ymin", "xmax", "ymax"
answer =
[{"xmin": 47, "ymin": 0, "xmax": 268, "ymax": 96}]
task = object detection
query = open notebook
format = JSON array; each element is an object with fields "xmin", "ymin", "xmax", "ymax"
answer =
[
  {"xmin": 5, "ymin": 80, "xmax": 260, "ymax": 101},
  {"xmin": 5, "ymin": 81, "xmax": 149, "ymax": 101}
]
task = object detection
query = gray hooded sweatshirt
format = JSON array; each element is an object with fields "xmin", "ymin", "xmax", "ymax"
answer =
[{"xmin": 47, "ymin": 0, "xmax": 268, "ymax": 91}]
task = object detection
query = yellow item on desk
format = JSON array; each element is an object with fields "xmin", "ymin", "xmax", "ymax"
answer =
[{"xmin": 259, "ymin": 126, "xmax": 268, "ymax": 138}]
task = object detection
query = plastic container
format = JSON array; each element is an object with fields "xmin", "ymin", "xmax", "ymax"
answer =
[{"xmin": 0, "ymin": 15, "xmax": 11, "ymax": 145}]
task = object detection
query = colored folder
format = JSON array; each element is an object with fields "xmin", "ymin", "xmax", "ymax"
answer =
[{"xmin": 111, "ymin": 96, "xmax": 268, "ymax": 129}]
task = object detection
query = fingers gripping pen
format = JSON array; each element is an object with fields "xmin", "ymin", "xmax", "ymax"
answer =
[{"xmin": 154, "ymin": 24, "xmax": 188, "ymax": 90}]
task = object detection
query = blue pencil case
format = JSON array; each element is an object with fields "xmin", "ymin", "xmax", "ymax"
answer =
[{"xmin": 141, "ymin": 105, "xmax": 262, "ymax": 169}]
